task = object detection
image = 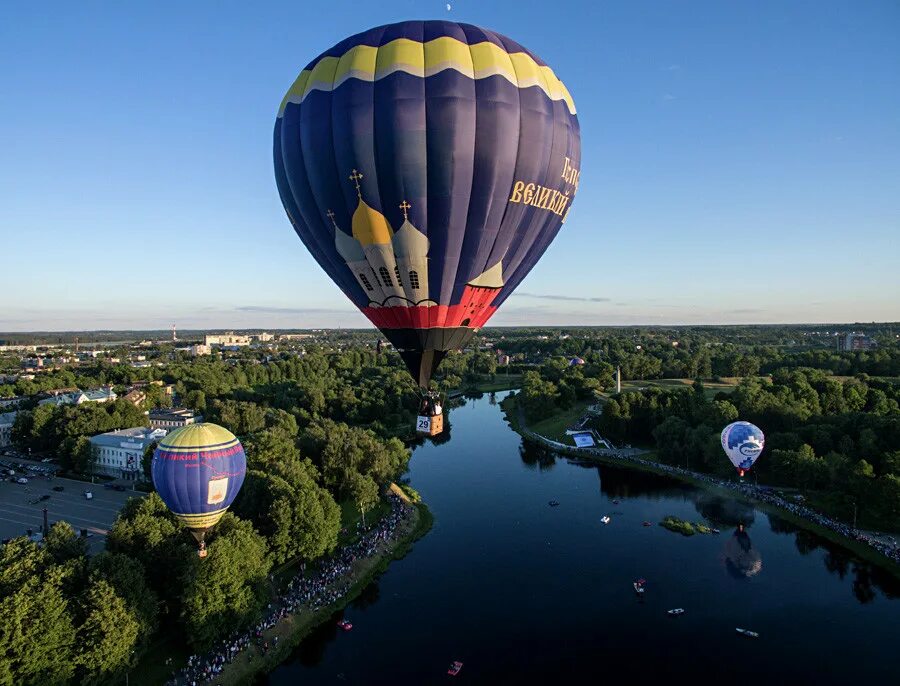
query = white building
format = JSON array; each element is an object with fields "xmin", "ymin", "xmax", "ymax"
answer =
[
  {"xmin": 38, "ymin": 387, "xmax": 117, "ymax": 407},
  {"xmin": 90, "ymin": 427, "xmax": 168, "ymax": 481},
  {"xmin": 0, "ymin": 412, "xmax": 16, "ymax": 448},
  {"xmin": 149, "ymin": 408, "xmax": 202, "ymax": 430},
  {"xmin": 190, "ymin": 344, "xmax": 211, "ymax": 356},
  {"xmin": 205, "ymin": 332, "xmax": 251, "ymax": 346}
]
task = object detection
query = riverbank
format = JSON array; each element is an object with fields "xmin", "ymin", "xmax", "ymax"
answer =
[
  {"xmin": 157, "ymin": 494, "xmax": 433, "ymax": 686},
  {"xmin": 500, "ymin": 393, "xmax": 900, "ymax": 578}
]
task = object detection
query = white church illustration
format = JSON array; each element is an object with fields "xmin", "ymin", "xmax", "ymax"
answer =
[{"xmin": 331, "ymin": 168, "xmax": 504, "ymax": 310}]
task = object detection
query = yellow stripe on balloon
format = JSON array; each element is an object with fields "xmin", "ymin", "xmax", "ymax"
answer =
[
  {"xmin": 176, "ymin": 509, "xmax": 228, "ymax": 530},
  {"xmin": 278, "ymin": 37, "xmax": 576, "ymax": 117}
]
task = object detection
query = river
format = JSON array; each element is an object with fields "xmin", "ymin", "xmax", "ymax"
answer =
[{"xmin": 263, "ymin": 391, "xmax": 900, "ymax": 684}]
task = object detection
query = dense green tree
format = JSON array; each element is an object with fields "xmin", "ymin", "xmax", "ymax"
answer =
[
  {"xmin": 75, "ymin": 578, "xmax": 140, "ymax": 682},
  {"xmin": 234, "ymin": 457, "xmax": 340, "ymax": 564},
  {"xmin": 0, "ymin": 540, "xmax": 75, "ymax": 686},
  {"xmin": 89, "ymin": 552, "xmax": 158, "ymax": 641},
  {"xmin": 300, "ymin": 419, "xmax": 409, "ymax": 497},
  {"xmin": 179, "ymin": 514, "xmax": 271, "ymax": 648}
]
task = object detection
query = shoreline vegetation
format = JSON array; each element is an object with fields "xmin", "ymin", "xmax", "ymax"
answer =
[
  {"xmin": 500, "ymin": 393, "xmax": 900, "ymax": 578},
  {"xmin": 137, "ymin": 492, "xmax": 433, "ymax": 686},
  {"xmin": 659, "ymin": 516, "xmax": 714, "ymax": 536}
]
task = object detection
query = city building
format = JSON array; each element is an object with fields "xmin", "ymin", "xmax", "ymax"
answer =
[
  {"xmin": 204, "ymin": 332, "xmax": 251, "ymax": 347},
  {"xmin": 190, "ymin": 344, "xmax": 211, "ymax": 356},
  {"xmin": 255, "ymin": 332, "xmax": 274, "ymax": 342},
  {"xmin": 90, "ymin": 427, "xmax": 168, "ymax": 481},
  {"xmin": 0, "ymin": 397, "xmax": 24, "ymax": 410},
  {"xmin": 0, "ymin": 411, "xmax": 16, "ymax": 448},
  {"xmin": 837, "ymin": 333, "xmax": 877, "ymax": 352},
  {"xmin": 149, "ymin": 407, "xmax": 202, "ymax": 430},
  {"xmin": 38, "ymin": 387, "xmax": 117, "ymax": 407},
  {"xmin": 122, "ymin": 389, "xmax": 146, "ymax": 406}
]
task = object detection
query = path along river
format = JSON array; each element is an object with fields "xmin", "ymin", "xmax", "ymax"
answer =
[{"xmin": 262, "ymin": 391, "xmax": 900, "ymax": 684}]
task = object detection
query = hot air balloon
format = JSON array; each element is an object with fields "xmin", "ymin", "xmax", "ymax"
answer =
[
  {"xmin": 151, "ymin": 423, "xmax": 247, "ymax": 558},
  {"xmin": 274, "ymin": 20, "xmax": 581, "ymax": 434},
  {"xmin": 721, "ymin": 421, "xmax": 765, "ymax": 477}
]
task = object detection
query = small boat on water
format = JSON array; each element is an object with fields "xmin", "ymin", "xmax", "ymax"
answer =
[
  {"xmin": 336, "ymin": 619, "xmax": 353, "ymax": 631},
  {"xmin": 736, "ymin": 628, "xmax": 759, "ymax": 638},
  {"xmin": 642, "ymin": 521, "xmax": 652, "ymax": 527},
  {"xmin": 612, "ymin": 499, "xmax": 619, "ymax": 505},
  {"xmin": 633, "ymin": 580, "xmax": 645, "ymax": 594},
  {"xmin": 712, "ymin": 528, "xmax": 721, "ymax": 534},
  {"xmin": 549, "ymin": 500, "xmax": 560, "ymax": 507},
  {"xmin": 601, "ymin": 516, "xmax": 611, "ymax": 524},
  {"xmin": 448, "ymin": 661, "xmax": 464, "ymax": 676},
  {"xmin": 667, "ymin": 608, "xmax": 685, "ymax": 616}
]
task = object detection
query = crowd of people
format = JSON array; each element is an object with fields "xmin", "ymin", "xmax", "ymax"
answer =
[
  {"xmin": 570, "ymin": 441, "xmax": 900, "ymax": 565},
  {"xmin": 166, "ymin": 494, "xmax": 413, "ymax": 686}
]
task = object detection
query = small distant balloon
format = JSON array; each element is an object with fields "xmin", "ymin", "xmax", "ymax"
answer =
[{"xmin": 721, "ymin": 421, "xmax": 764, "ymax": 477}]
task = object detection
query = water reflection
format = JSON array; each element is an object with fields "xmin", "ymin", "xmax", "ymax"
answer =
[
  {"xmin": 723, "ymin": 525, "xmax": 763, "ymax": 579},
  {"xmin": 692, "ymin": 493, "xmax": 756, "ymax": 528},
  {"xmin": 767, "ymin": 514, "xmax": 900, "ymax": 603},
  {"xmin": 518, "ymin": 441, "xmax": 556, "ymax": 471}
]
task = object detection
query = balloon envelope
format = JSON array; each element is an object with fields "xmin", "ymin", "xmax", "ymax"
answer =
[
  {"xmin": 721, "ymin": 421, "xmax": 765, "ymax": 474},
  {"xmin": 274, "ymin": 20, "xmax": 581, "ymax": 387},
  {"xmin": 151, "ymin": 423, "xmax": 247, "ymax": 540}
]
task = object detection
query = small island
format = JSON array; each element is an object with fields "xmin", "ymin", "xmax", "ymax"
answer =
[{"xmin": 660, "ymin": 516, "xmax": 714, "ymax": 536}]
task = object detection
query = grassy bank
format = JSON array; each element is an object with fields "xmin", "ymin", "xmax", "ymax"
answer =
[
  {"xmin": 499, "ymin": 392, "xmax": 592, "ymax": 444},
  {"xmin": 207, "ymin": 501, "xmax": 434, "ymax": 686}
]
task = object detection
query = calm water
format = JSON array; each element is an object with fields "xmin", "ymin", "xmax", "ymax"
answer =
[{"xmin": 264, "ymin": 391, "xmax": 900, "ymax": 684}]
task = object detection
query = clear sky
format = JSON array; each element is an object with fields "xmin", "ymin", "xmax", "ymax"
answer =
[{"xmin": 2, "ymin": 1, "xmax": 898, "ymax": 331}]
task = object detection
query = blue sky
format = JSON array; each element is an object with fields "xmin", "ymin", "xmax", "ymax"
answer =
[{"xmin": 1, "ymin": 1, "xmax": 898, "ymax": 331}]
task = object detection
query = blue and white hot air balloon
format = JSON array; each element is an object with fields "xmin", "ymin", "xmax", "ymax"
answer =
[{"xmin": 721, "ymin": 421, "xmax": 765, "ymax": 477}]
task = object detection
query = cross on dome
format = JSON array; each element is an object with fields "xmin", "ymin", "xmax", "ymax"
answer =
[
  {"xmin": 399, "ymin": 200, "xmax": 411, "ymax": 221},
  {"xmin": 349, "ymin": 169, "xmax": 364, "ymax": 198},
  {"xmin": 326, "ymin": 209, "xmax": 339, "ymax": 229}
]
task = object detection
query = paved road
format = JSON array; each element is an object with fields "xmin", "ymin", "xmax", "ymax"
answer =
[{"xmin": 0, "ymin": 474, "xmax": 142, "ymax": 553}]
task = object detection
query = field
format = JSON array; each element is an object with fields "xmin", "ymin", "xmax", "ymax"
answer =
[{"xmin": 607, "ymin": 377, "xmax": 741, "ymax": 399}]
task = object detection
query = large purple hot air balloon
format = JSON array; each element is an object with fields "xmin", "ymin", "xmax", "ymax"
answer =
[
  {"xmin": 152, "ymin": 423, "xmax": 246, "ymax": 557},
  {"xmin": 274, "ymin": 20, "xmax": 581, "ymax": 389}
]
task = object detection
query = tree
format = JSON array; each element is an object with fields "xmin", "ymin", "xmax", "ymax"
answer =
[
  {"xmin": 234, "ymin": 460, "xmax": 340, "ymax": 564},
  {"xmin": 179, "ymin": 514, "xmax": 271, "ymax": 648},
  {"xmin": 0, "ymin": 540, "xmax": 76, "ymax": 686},
  {"xmin": 75, "ymin": 578, "xmax": 140, "ymax": 683},
  {"xmin": 299, "ymin": 419, "xmax": 409, "ymax": 497},
  {"xmin": 349, "ymin": 473, "xmax": 380, "ymax": 528},
  {"xmin": 142, "ymin": 441, "xmax": 158, "ymax": 481},
  {"xmin": 105, "ymin": 493, "xmax": 193, "ymax": 605},
  {"xmin": 90, "ymin": 552, "xmax": 158, "ymax": 641}
]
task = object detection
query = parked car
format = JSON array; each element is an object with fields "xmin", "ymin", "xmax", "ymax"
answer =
[
  {"xmin": 52, "ymin": 486, "xmax": 64, "ymax": 492},
  {"xmin": 15, "ymin": 477, "xmax": 28, "ymax": 485},
  {"xmin": 84, "ymin": 491, "xmax": 93, "ymax": 500}
]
